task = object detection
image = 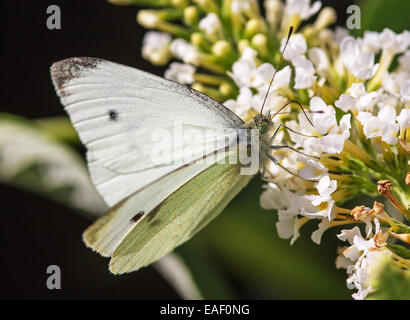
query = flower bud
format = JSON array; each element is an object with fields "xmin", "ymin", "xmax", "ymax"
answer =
[
  {"xmin": 184, "ymin": 6, "xmax": 199, "ymax": 26},
  {"xmin": 219, "ymin": 82, "xmax": 234, "ymax": 97},
  {"xmin": 191, "ymin": 32, "xmax": 208, "ymax": 50},
  {"xmin": 191, "ymin": 82, "xmax": 205, "ymax": 93},
  {"xmin": 313, "ymin": 7, "xmax": 337, "ymax": 31},
  {"xmin": 171, "ymin": 0, "xmax": 188, "ymax": 8},
  {"xmin": 199, "ymin": 13, "xmax": 223, "ymax": 41},
  {"xmin": 193, "ymin": 0, "xmax": 218, "ymax": 13},
  {"xmin": 251, "ymin": 33, "xmax": 268, "ymax": 58},
  {"xmin": 142, "ymin": 31, "xmax": 172, "ymax": 66},
  {"xmin": 245, "ymin": 19, "xmax": 266, "ymax": 38},
  {"xmin": 137, "ymin": 10, "xmax": 160, "ymax": 28},
  {"xmin": 264, "ymin": 0, "xmax": 283, "ymax": 30},
  {"xmin": 212, "ymin": 40, "xmax": 231, "ymax": 57},
  {"xmin": 238, "ymin": 39, "xmax": 250, "ymax": 53}
]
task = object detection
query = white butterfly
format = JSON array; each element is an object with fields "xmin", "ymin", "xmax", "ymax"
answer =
[{"xmin": 50, "ymin": 29, "xmax": 310, "ymax": 274}]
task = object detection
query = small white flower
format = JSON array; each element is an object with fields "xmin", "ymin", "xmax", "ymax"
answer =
[
  {"xmin": 334, "ymin": 26, "xmax": 349, "ymax": 44},
  {"xmin": 260, "ymin": 183, "xmax": 286, "ymax": 210},
  {"xmin": 293, "ymin": 56, "xmax": 316, "ymax": 89},
  {"xmin": 229, "ymin": 47, "xmax": 258, "ymax": 87},
  {"xmin": 338, "ymin": 113, "xmax": 352, "ymax": 136},
  {"xmin": 232, "ymin": 0, "xmax": 257, "ymax": 15},
  {"xmin": 335, "ymin": 83, "xmax": 379, "ymax": 112},
  {"xmin": 142, "ymin": 31, "xmax": 172, "ymax": 66},
  {"xmin": 310, "ymin": 97, "xmax": 337, "ymax": 134},
  {"xmin": 341, "ymin": 37, "xmax": 379, "ymax": 80},
  {"xmin": 311, "ymin": 218, "xmax": 330, "ymax": 244},
  {"xmin": 284, "ymin": 0, "xmax": 321, "ymax": 20},
  {"xmin": 170, "ymin": 39, "xmax": 200, "ymax": 66},
  {"xmin": 382, "ymin": 71, "xmax": 410, "ymax": 98},
  {"xmin": 335, "ymin": 246, "xmax": 353, "ymax": 269},
  {"xmin": 164, "ymin": 62, "xmax": 196, "ymax": 85},
  {"xmin": 256, "ymin": 91, "xmax": 288, "ymax": 115},
  {"xmin": 199, "ymin": 13, "xmax": 222, "ymax": 38},
  {"xmin": 298, "ymin": 156, "xmax": 327, "ymax": 181},
  {"xmin": 357, "ymin": 105, "xmax": 399, "ymax": 145},
  {"xmin": 400, "ymin": 79, "xmax": 410, "ymax": 103},
  {"xmin": 308, "ymin": 47, "xmax": 329, "ymax": 76},
  {"xmin": 379, "ymin": 28, "xmax": 410, "ymax": 55},
  {"xmin": 361, "ymin": 31, "xmax": 381, "ymax": 53},
  {"xmin": 223, "ymin": 87, "xmax": 255, "ymax": 118},
  {"xmin": 264, "ymin": 0, "xmax": 283, "ymax": 28},
  {"xmin": 317, "ymin": 134, "xmax": 345, "ymax": 154},
  {"xmin": 398, "ymin": 50, "xmax": 410, "ymax": 72},
  {"xmin": 281, "ymin": 33, "xmax": 307, "ymax": 61},
  {"xmin": 252, "ymin": 64, "xmax": 291, "ymax": 90},
  {"xmin": 361, "ymin": 29, "xmax": 410, "ymax": 55},
  {"xmin": 302, "ymin": 199, "xmax": 335, "ymax": 220},
  {"xmin": 286, "ymin": 114, "xmax": 323, "ymax": 155},
  {"xmin": 396, "ymin": 108, "xmax": 410, "ymax": 131},
  {"xmin": 337, "ymin": 226, "xmax": 363, "ymax": 245},
  {"xmin": 306, "ymin": 175, "xmax": 337, "ymax": 207},
  {"xmin": 315, "ymin": 114, "xmax": 351, "ymax": 154},
  {"xmin": 275, "ymin": 194, "xmax": 314, "ymax": 243}
]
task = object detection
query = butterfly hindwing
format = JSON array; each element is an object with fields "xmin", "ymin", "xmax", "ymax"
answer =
[
  {"xmin": 82, "ymin": 149, "xmax": 233, "ymax": 257},
  {"xmin": 109, "ymin": 161, "xmax": 252, "ymax": 274}
]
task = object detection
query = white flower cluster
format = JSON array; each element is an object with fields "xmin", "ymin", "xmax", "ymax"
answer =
[
  {"xmin": 225, "ymin": 27, "xmax": 409, "ymax": 300},
  {"xmin": 138, "ymin": 0, "xmax": 410, "ymax": 300}
]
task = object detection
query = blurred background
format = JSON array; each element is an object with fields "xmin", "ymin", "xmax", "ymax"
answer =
[{"xmin": 0, "ymin": 0, "xmax": 408, "ymax": 299}]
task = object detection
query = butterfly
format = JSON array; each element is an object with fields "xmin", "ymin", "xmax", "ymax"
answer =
[{"xmin": 50, "ymin": 27, "xmax": 312, "ymax": 274}]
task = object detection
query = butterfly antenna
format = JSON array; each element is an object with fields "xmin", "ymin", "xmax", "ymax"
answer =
[
  {"xmin": 260, "ymin": 26, "xmax": 294, "ymax": 115},
  {"xmin": 271, "ymin": 100, "xmax": 316, "ymax": 127}
]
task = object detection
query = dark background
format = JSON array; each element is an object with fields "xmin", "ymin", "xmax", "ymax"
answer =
[{"xmin": 0, "ymin": 0, "xmax": 354, "ymax": 299}]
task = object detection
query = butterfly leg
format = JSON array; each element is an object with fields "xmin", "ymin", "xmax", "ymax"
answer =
[
  {"xmin": 271, "ymin": 123, "xmax": 282, "ymax": 140},
  {"xmin": 281, "ymin": 125, "xmax": 317, "ymax": 138},
  {"xmin": 269, "ymin": 145, "xmax": 319, "ymax": 159},
  {"xmin": 265, "ymin": 152, "xmax": 318, "ymax": 182}
]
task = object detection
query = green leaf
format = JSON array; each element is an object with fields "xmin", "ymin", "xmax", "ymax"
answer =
[
  {"xmin": 177, "ymin": 240, "xmax": 237, "ymax": 299},
  {"xmin": 367, "ymin": 259, "xmax": 410, "ymax": 300},
  {"xmin": 355, "ymin": 0, "xmax": 410, "ymax": 36},
  {"xmin": 0, "ymin": 116, "xmax": 107, "ymax": 216},
  {"xmin": 387, "ymin": 244, "xmax": 410, "ymax": 259}
]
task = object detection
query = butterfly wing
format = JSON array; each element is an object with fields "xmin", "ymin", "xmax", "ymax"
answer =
[
  {"xmin": 109, "ymin": 161, "xmax": 252, "ymax": 274},
  {"xmin": 51, "ymin": 57, "xmax": 243, "ymax": 207},
  {"xmin": 51, "ymin": 58, "xmax": 250, "ymax": 266}
]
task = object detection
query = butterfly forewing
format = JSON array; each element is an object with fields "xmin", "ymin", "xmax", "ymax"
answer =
[{"xmin": 51, "ymin": 57, "xmax": 243, "ymax": 207}]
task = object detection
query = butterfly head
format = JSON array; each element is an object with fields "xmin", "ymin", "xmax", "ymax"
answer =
[{"xmin": 253, "ymin": 113, "xmax": 272, "ymax": 135}]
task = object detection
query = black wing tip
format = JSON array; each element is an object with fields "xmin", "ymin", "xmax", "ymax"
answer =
[{"xmin": 50, "ymin": 57, "xmax": 103, "ymax": 90}]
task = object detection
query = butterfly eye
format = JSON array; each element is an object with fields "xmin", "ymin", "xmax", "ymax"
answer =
[{"xmin": 258, "ymin": 122, "xmax": 268, "ymax": 134}]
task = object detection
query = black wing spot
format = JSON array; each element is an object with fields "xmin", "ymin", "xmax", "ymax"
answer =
[
  {"xmin": 108, "ymin": 110, "xmax": 119, "ymax": 121},
  {"xmin": 150, "ymin": 219, "xmax": 161, "ymax": 226},
  {"xmin": 147, "ymin": 203, "xmax": 163, "ymax": 222},
  {"xmin": 130, "ymin": 211, "xmax": 144, "ymax": 223}
]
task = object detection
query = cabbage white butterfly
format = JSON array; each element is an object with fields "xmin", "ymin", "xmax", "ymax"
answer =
[{"xmin": 50, "ymin": 28, "xmax": 309, "ymax": 274}]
